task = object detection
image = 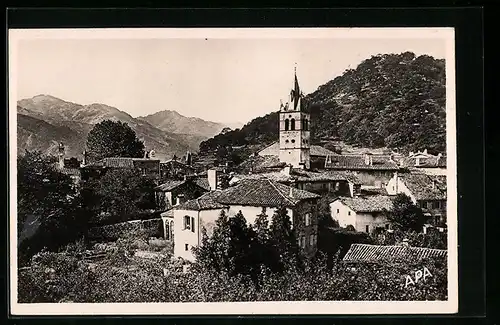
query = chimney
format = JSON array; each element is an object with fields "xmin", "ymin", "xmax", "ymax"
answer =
[
  {"xmin": 289, "ymin": 181, "xmax": 295, "ymax": 198},
  {"xmin": 364, "ymin": 152, "xmax": 373, "ymax": 166},
  {"xmin": 207, "ymin": 168, "xmax": 219, "ymax": 191},
  {"xmin": 281, "ymin": 164, "xmax": 292, "ymax": 176},
  {"xmin": 423, "ymin": 149, "xmax": 428, "ymax": 155},
  {"xmin": 176, "ymin": 194, "xmax": 185, "ymax": 206},
  {"xmin": 82, "ymin": 150, "xmax": 87, "ymax": 167},
  {"xmin": 58, "ymin": 142, "xmax": 65, "ymax": 169},
  {"xmin": 186, "ymin": 151, "xmax": 192, "ymax": 166}
]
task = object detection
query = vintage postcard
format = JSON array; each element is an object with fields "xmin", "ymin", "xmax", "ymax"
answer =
[{"xmin": 9, "ymin": 27, "xmax": 457, "ymax": 315}]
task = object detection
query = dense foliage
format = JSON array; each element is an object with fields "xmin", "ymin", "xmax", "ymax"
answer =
[
  {"xmin": 86, "ymin": 120, "xmax": 145, "ymax": 162},
  {"xmin": 18, "ymin": 246, "xmax": 447, "ymax": 303},
  {"xmin": 17, "ymin": 151, "xmax": 89, "ymax": 265},
  {"xmin": 192, "ymin": 207, "xmax": 302, "ymax": 287},
  {"xmin": 200, "ymin": 52, "xmax": 445, "ymax": 154},
  {"xmin": 386, "ymin": 193, "xmax": 426, "ymax": 232},
  {"xmin": 82, "ymin": 169, "xmax": 157, "ymax": 225}
]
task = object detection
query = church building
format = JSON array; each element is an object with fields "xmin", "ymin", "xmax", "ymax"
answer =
[{"xmin": 279, "ymin": 69, "xmax": 311, "ymax": 169}]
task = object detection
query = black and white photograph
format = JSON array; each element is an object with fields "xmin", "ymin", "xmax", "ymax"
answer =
[{"xmin": 9, "ymin": 27, "xmax": 457, "ymax": 315}]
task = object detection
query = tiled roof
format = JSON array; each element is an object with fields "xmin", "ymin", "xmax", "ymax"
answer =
[
  {"xmin": 176, "ymin": 190, "xmax": 227, "ymax": 211},
  {"xmin": 399, "ymin": 173, "xmax": 447, "ymax": 200},
  {"xmin": 217, "ymin": 179, "xmax": 319, "ymax": 208},
  {"xmin": 194, "ymin": 178, "xmax": 211, "ymax": 191},
  {"xmin": 258, "ymin": 141, "xmax": 336, "ymax": 157},
  {"xmin": 60, "ymin": 168, "xmax": 81, "ymax": 176},
  {"xmin": 236, "ymin": 155, "xmax": 286, "ymax": 173},
  {"xmin": 360, "ymin": 186, "xmax": 389, "ymax": 196},
  {"xmin": 342, "ymin": 243, "xmax": 447, "ymax": 263},
  {"xmin": 325, "ymin": 154, "xmax": 399, "ymax": 171},
  {"xmin": 91, "ymin": 157, "xmax": 159, "ymax": 168},
  {"xmin": 232, "ymin": 169, "xmax": 361, "ymax": 185},
  {"xmin": 155, "ymin": 178, "xmax": 211, "ymax": 192},
  {"xmin": 155, "ymin": 180, "xmax": 185, "ymax": 192},
  {"xmin": 334, "ymin": 195, "xmax": 394, "ymax": 213}
]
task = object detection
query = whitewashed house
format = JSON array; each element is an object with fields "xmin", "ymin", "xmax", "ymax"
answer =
[
  {"xmin": 329, "ymin": 195, "xmax": 394, "ymax": 234},
  {"xmin": 173, "ymin": 178, "xmax": 320, "ymax": 261}
]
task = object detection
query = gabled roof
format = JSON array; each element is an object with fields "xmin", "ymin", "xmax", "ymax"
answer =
[
  {"xmin": 399, "ymin": 173, "xmax": 447, "ymax": 200},
  {"xmin": 216, "ymin": 179, "xmax": 319, "ymax": 208},
  {"xmin": 257, "ymin": 141, "xmax": 336, "ymax": 157},
  {"xmin": 333, "ymin": 195, "xmax": 394, "ymax": 213},
  {"xmin": 176, "ymin": 190, "xmax": 227, "ymax": 211},
  {"xmin": 325, "ymin": 154, "xmax": 399, "ymax": 171},
  {"xmin": 155, "ymin": 178, "xmax": 210, "ymax": 192},
  {"xmin": 155, "ymin": 180, "xmax": 185, "ymax": 192},
  {"xmin": 342, "ymin": 243, "xmax": 447, "ymax": 263}
]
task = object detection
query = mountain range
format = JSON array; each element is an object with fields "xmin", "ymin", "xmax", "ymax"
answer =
[
  {"xmin": 200, "ymin": 52, "xmax": 446, "ymax": 155},
  {"xmin": 17, "ymin": 95, "xmax": 239, "ymax": 160}
]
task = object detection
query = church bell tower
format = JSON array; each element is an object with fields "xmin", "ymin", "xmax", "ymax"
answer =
[{"xmin": 279, "ymin": 68, "xmax": 310, "ymax": 169}]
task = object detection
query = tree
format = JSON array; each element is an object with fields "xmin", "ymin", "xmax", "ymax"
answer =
[
  {"xmin": 269, "ymin": 206, "xmax": 301, "ymax": 271},
  {"xmin": 193, "ymin": 210, "xmax": 257, "ymax": 281},
  {"xmin": 17, "ymin": 151, "xmax": 86, "ymax": 264},
  {"xmin": 387, "ymin": 193, "xmax": 426, "ymax": 232},
  {"xmin": 86, "ymin": 120, "xmax": 145, "ymax": 162},
  {"xmin": 91, "ymin": 169, "xmax": 157, "ymax": 224}
]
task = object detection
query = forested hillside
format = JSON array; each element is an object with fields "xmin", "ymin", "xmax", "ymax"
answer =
[{"xmin": 200, "ymin": 52, "xmax": 446, "ymax": 155}]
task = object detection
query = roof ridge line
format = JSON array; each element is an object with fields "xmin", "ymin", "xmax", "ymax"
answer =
[{"xmin": 267, "ymin": 179, "xmax": 296, "ymax": 206}]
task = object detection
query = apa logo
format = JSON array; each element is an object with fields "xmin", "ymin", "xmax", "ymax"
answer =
[{"xmin": 405, "ymin": 267, "xmax": 433, "ymax": 288}]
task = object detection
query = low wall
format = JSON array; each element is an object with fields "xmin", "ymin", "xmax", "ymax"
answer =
[{"xmin": 88, "ymin": 218, "xmax": 163, "ymax": 241}]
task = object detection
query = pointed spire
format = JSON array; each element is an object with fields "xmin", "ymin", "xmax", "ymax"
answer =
[{"xmin": 292, "ymin": 66, "xmax": 301, "ymax": 110}]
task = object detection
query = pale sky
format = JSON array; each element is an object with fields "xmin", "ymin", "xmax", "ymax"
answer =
[{"xmin": 15, "ymin": 34, "xmax": 446, "ymax": 125}]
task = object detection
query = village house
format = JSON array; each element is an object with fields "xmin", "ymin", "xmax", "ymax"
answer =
[
  {"xmin": 386, "ymin": 172, "xmax": 447, "ymax": 227},
  {"xmin": 324, "ymin": 152, "xmax": 400, "ymax": 187},
  {"xmin": 80, "ymin": 151, "xmax": 161, "ymax": 182},
  {"xmin": 329, "ymin": 195, "xmax": 394, "ymax": 234},
  {"xmin": 173, "ymin": 178, "xmax": 320, "ymax": 261},
  {"xmin": 154, "ymin": 176, "xmax": 210, "ymax": 211},
  {"xmin": 159, "ymin": 152, "xmax": 196, "ymax": 181},
  {"xmin": 399, "ymin": 149, "xmax": 447, "ymax": 176}
]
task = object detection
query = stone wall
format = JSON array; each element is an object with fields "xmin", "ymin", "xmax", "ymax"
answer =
[{"xmin": 88, "ymin": 218, "xmax": 163, "ymax": 241}]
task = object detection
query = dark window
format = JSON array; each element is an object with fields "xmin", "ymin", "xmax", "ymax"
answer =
[
  {"xmin": 184, "ymin": 216, "xmax": 191, "ymax": 230},
  {"xmin": 285, "ymin": 140, "xmax": 289, "ymax": 143},
  {"xmin": 165, "ymin": 221, "xmax": 170, "ymax": 240},
  {"xmin": 291, "ymin": 139, "xmax": 295, "ymax": 143},
  {"xmin": 291, "ymin": 119, "xmax": 296, "ymax": 130},
  {"xmin": 284, "ymin": 119, "xmax": 289, "ymax": 131},
  {"xmin": 365, "ymin": 225, "xmax": 370, "ymax": 233},
  {"xmin": 191, "ymin": 217, "xmax": 195, "ymax": 233},
  {"xmin": 348, "ymin": 211, "xmax": 351, "ymax": 216},
  {"xmin": 304, "ymin": 119, "xmax": 309, "ymax": 131},
  {"xmin": 185, "ymin": 244, "xmax": 189, "ymax": 251},
  {"xmin": 337, "ymin": 209, "xmax": 339, "ymax": 213}
]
